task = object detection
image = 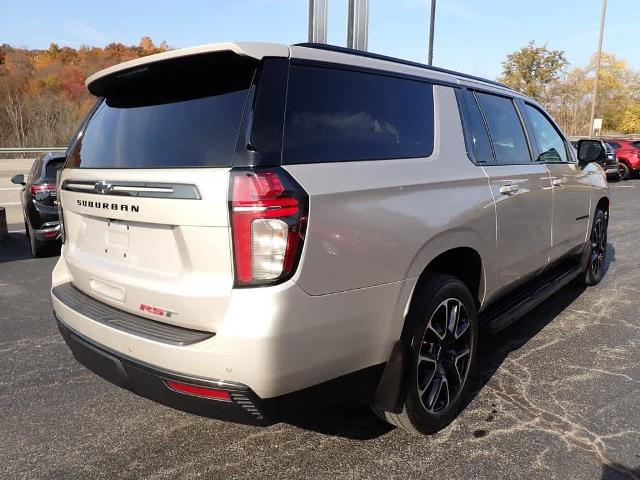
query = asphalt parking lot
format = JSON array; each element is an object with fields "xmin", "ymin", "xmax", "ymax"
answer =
[{"xmin": 1, "ymin": 181, "xmax": 639, "ymax": 480}]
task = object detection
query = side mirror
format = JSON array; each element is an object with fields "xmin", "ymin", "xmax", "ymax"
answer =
[
  {"xmin": 577, "ymin": 140, "xmax": 604, "ymax": 164},
  {"xmin": 11, "ymin": 174, "xmax": 25, "ymax": 186}
]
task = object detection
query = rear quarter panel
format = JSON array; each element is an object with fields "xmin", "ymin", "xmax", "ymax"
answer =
[{"xmin": 285, "ymin": 85, "xmax": 497, "ymax": 300}]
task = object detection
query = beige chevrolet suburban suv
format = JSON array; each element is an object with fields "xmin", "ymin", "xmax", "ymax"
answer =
[{"xmin": 51, "ymin": 42, "xmax": 610, "ymax": 435}]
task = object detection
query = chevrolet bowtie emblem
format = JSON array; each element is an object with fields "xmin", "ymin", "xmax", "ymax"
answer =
[{"xmin": 94, "ymin": 181, "xmax": 113, "ymax": 194}]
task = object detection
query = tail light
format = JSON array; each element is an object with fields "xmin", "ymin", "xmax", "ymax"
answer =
[
  {"xmin": 30, "ymin": 183, "xmax": 56, "ymax": 198},
  {"xmin": 229, "ymin": 168, "xmax": 308, "ymax": 286},
  {"xmin": 55, "ymin": 170, "xmax": 65, "ymax": 243}
]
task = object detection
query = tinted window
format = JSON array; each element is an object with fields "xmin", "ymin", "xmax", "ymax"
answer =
[
  {"xmin": 461, "ymin": 92, "xmax": 494, "ymax": 163},
  {"xmin": 27, "ymin": 157, "xmax": 41, "ymax": 183},
  {"xmin": 608, "ymin": 141, "xmax": 621, "ymax": 149},
  {"xmin": 523, "ymin": 104, "xmax": 569, "ymax": 163},
  {"xmin": 475, "ymin": 92, "xmax": 531, "ymax": 164},
  {"xmin": 632, "ymin": 141, "xmax": 640, "ymax": 149},
  {"xmin": 283, "ymin": 66, "xmax": 434, "ymax": 164},
  {"xmin": 45, "ymin": 158, "xmax": 65, "ymax": 182},
  {"xmin": 67, "ymin": 56, "xmax": 255, "ymax": 169}
]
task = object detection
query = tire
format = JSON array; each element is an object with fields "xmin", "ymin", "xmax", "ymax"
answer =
[
  {"xmin": 577, "ymin": 209, "xmax": 608, "ymax": 286},
  {"xmin": 618, "ymin": 162, "xmax": 630, "ymax": 180},
  {"xmin": 380, "ymin": 273, "xmax": 478, "ymax": 434},
  {"xmin": 28, "ymin": 224, "xmax": 48, "ymax": 258}
]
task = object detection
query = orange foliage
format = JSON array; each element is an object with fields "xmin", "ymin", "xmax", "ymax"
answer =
[{"xmin": 0, "ymin": 37, "xmax": 170, "ymax": 146}]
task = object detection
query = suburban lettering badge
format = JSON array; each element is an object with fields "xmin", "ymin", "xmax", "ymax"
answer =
[{"xmin": 76, "ymin": 199, "xmax": 140, "ymax": 212}]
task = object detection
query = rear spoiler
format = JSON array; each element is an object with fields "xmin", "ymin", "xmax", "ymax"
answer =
[{"xmin": 86, "ymin": 42, "xmax": 290, "ymax": 96}]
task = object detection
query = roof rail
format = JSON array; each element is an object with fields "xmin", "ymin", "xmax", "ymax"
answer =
[{"xmin": 294, "ymin": 43, "xmax": 514, "ymax": 91}]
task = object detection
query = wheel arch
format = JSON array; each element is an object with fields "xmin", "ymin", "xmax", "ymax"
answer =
[
  {"xmin": 412, "ymin": 247, "xmax": 483, "ymax": 310},
  {"xmin": 374, "ymin": 246, "xmax": 484, "ymax": 414},
  {"xmin": 404, "ymin": 229, "xmax": 489, "ymax": 311},
  {"xmin": 596, "ymin": 196, "xmax": 609, "ymax": 214}
]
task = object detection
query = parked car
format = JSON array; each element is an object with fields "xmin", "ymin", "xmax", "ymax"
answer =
[
  {"xmin": 569, "ymin": 139, "xmax": 620, "ymax": 179},
  {"xmin": 51, "ymin": 42, "xmax": 610, "ymax": 435},
  {"xmin": 603, "ymin": 139, "xmax": 640, "ymax": 179},
  {"xmin": 11, "ymin": 152, "xmax": 64, "ymax": 257}
]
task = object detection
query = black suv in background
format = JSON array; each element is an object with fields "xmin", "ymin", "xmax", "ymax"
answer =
[
  {"xmin": 570, "ymin": 139, "xmax": 620, "ymax": 179},
  {"xmin": 11, "ymin": 153, "xmax": 64, "ymax": 257}
]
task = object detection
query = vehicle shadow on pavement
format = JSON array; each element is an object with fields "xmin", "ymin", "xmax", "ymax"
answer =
[
  {"xmin": 287, "ymin": 401, "xmax": 394, "ymax": 440},
  {"xmin": 291, "ymin": 245, "xmax": 616, "ymax": 440},
  {"xmin": 465, "ymin": 243, "xmax": 616, "ymax": 418},
  {"xmin": 0, "ymin": 232, "xmax": 32, "ymax": 263},
  {"xmin": 0, "ymin": 231, "xmax": 60, "ymax": 263},
  {"xmin": 601, "ymin": 462, "xmax": 640, "ymax": 480}
]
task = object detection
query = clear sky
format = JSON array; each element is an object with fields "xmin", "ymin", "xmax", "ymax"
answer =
[{"xmin": 1, "ymin": 0, "xmax": 638, "ymax": 79}]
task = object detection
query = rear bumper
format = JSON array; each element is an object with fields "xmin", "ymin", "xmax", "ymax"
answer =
[
  {"xmin": 56, "ymin": 316, "xmax": 273, "ymax": 425},
  {"xmin": 33, "ymin": 221, "xmax": 61, "ymax": 241},
  {"xmin": 56, "ymin": 315, "xmax": 384, "ymax": 425},
  {"xmin": 52, "ymin": 252, "xmax": 410, "ymax": 400}
]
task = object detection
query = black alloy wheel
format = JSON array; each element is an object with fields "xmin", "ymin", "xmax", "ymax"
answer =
[
  {"xmin": 577, "ymin": 208, "xmax": 608, "ymax": 286},
  {"xmin": 590, "ymin": 215, "xmax": 607, "ymax": 278},
  {"xmin": 378, "ymin": 273, "xmax": 478, "ymax": 435},
  {"xmin": 618, "ymin": 162, "xmax": 630, "ymax": 180},
  {"xmin": 417, "ymin": 298, "xmax": 471, "ymax": 414}
]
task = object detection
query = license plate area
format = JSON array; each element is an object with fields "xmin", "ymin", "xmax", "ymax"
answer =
[{"xmin": 104, "ymin": 219, "xmax": 130, "ymax": 260}]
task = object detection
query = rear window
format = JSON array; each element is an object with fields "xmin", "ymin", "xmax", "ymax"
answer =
[
  {"xmin": 283, "ymin": 65, "xmax": 434, "ymax": 164},
  {"xmin": 45, "ymin": 158, "xmax": 64, "ymax": 182},
  {"xmin": 67, "ymin": 53, "xmax": 255, "ymax": 168}
]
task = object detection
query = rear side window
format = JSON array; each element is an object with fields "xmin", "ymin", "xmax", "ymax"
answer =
[
  {"xmin": 283, "ymin": 66, "xmax": 434, "ymax": 164},
  {"xmin": 475, "ymin": 92, "xmax": 531, "ymax": 165},
  {"xmin": 523, "ymin": 104, "xmax": 569, "ymax": 163},
  {"xmin": 45, "ymin": 159, "xmax": 64, "ymax": 182},
  {"xmin": 460, "ymin": 91, "xmax": 494, "ymax": 163},
  {"xmin": 27, "ymin": 157, "xmax": 42, "ymax": 182},
  {"xmin": 67, "ymin": 53, "xmax": 255, "ymax": 168}
]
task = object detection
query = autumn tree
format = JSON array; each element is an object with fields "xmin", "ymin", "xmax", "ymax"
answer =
[
  {"xmin": 0, "ymin": 38, "xmax": 170, "ymax": 148},
  {"xmin": 618, "ymin": 104, "xmax": 640, "ymax": 134},
  {"xmin": 585, "ymin": 53, "xmax": 639, "ymax": 132},
  {"xmin": 499, "ymin": 43, "xmax": 640, "ymax": 135},
  {"xmin": 499, "ymin": 41, "xmax": 567, "ymax": 103}
]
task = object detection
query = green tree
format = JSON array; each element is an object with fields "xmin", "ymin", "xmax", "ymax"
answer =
[{"xmin": 499, "ymin": 41, "xmax": 567, "ymax": 103}]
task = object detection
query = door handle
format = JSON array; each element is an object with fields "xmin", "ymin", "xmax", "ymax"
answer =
[
  {"xmin": 551, "ymin": 178, "xmax": 565, "ymax": 187},
  {"xmin": 499, "ymin": 184, "xmax": 519, "ymax": 195}
]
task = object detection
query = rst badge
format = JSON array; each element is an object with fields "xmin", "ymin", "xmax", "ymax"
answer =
[{"xmin": 139, "ymin": 304, "xmax": 178, "ymax": 318}]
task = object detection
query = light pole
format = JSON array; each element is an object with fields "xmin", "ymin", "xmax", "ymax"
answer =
[
  {"xmin": 347, "ymin": 0, "xmax": 369, "ymax": 51},
  {"xmin": 589, "ymin": 0, "xmax": 607, "ymax": 136},
  {"xmin": 308, "ymin": 0, "xmax": 328, "ymax": 44},
  {"xmin": 427, "ymin": 0, "xmax": 436, "ymax": 65}
]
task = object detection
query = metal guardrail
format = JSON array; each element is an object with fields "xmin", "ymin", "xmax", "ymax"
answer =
[{"xmin": 0, "ymin": 147, "xmax": 66, "ymax": 154}]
